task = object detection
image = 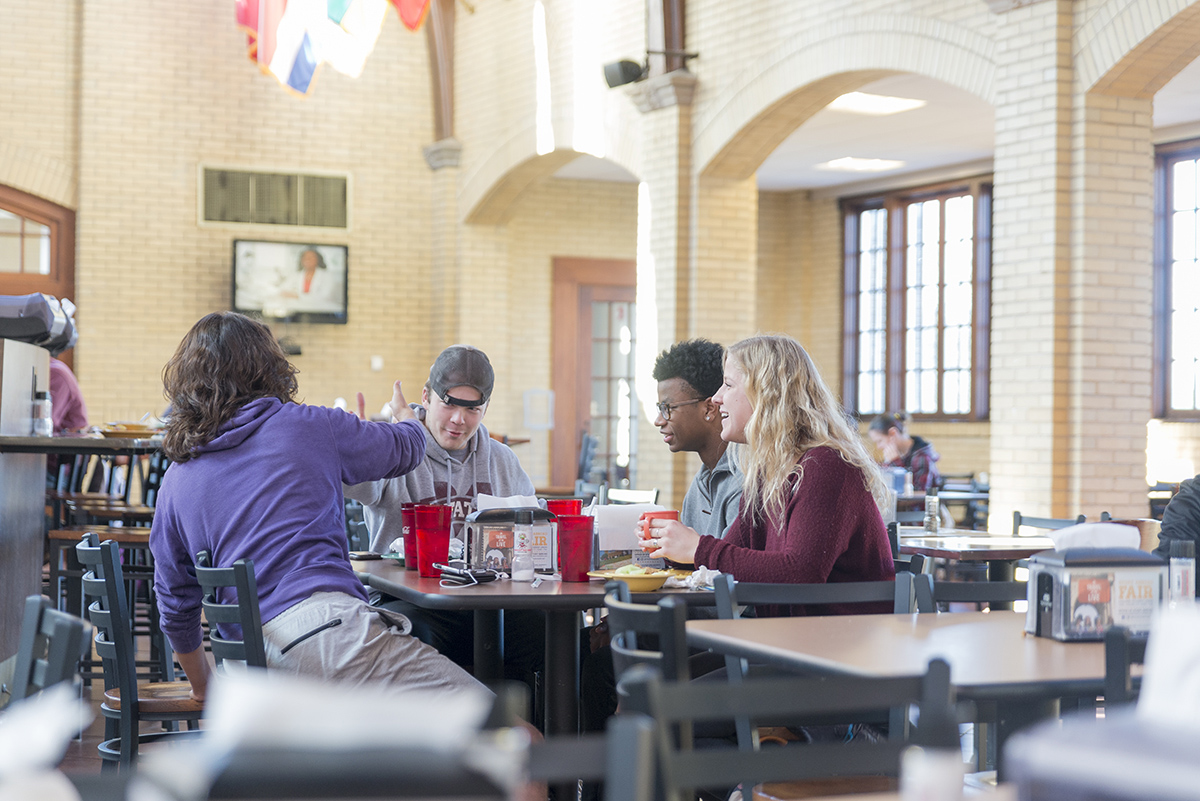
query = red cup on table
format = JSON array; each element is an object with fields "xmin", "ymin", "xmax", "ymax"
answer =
[
  {"xmin": 400, "ymin": 502, "xmax": 420, "ymax": 571},
  {"xmin": 545, "ymin": 498, "xmax": 584, "ymax": 517},
  {"xmin": 414, "ymin": 504, "xmax": 453, "ymax": 578},
  {"xmin": 638, "ymin": 510, "xmax": 679, "ymax": 551},
  {"xmin": 557, "ymin": 514, "xmax": 594, "ymax": 581}
]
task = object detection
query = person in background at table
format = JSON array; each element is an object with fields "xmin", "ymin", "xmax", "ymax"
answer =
[
  {"xmin": 1153, "ymin": 473, "xmax": 1200, "ymax": 594},
  {"xmin": 150, "ymin": 312, "xmax": 484, "ymax": 700},
  {"xmin": 344, "ymin": 344, "xmax": 543, "ymax": 691},
  {"xmin": 643, "ymin": 333, "xmax": 895, "ymax": 614},
  {"xmin": 49, "ymin": 355, "xmax": 88, "ymax": 434},
  {"xmin": 867, "ymin": 411, "xmax": 942, "ymax": 493},
  {"xmin": 653, "ymin": 338, "xmax": 743, "ymax": 538}
]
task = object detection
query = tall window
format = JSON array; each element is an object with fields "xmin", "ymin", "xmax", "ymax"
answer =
[
  {"xmin": 0, "ymin": 186, "xmax": 75, "ymax": 344},
  {"xmin": 1155, "ymin": 140, "xmax": 1200, "ymax": 418},
  {"xmin": 842, "ymin": 178, "xmax": 991, "ymax": 420}
]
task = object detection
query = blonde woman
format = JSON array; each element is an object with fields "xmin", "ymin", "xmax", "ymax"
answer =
[{"xmin": 642, "ymin": 334, "xmax": 895, "ymax": 614}]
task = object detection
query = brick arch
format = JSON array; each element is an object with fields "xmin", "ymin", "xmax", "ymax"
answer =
[
  {"xmin": 695, "ymin": 17, "xmax": 996, "ymax": 181},
  {"xmin": 1077, "ymin": 0, "xmax": 1200, "ymax": 98},
  {"xmin": 0, "ymin": 138, "xmax": 77, "ymax": 209},
  {"xmin": 462, "ymin": 109, "xmax": 643, "ymax": 225}
]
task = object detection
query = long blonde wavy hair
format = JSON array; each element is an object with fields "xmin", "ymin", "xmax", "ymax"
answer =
[{"xmin": 726, "ymin": 334, "xmax": 888, "ymax": 525}]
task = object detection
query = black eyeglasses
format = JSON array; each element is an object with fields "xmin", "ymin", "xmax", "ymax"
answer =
[{"xmin": 655, "ymin": 398, "xmax": 705, "ymax": 421}]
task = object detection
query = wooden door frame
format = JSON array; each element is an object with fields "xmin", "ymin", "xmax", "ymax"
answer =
[{"xmin": 551, "ymin": 257, "xmax": 636, "ymax": 488}]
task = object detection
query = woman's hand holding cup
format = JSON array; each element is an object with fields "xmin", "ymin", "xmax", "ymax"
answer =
[{"xmin": 639, "ymin": 511, "xmax": 701, "ymax": 566}]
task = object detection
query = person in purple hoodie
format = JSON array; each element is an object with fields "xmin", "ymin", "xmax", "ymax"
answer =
[{"xmin": 150, "ymin": 312, "xmax": 483, "ymax": 702}]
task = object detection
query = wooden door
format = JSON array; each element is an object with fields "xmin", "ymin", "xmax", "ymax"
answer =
[{"xmin": 550, "ymin": 258, "xmax": 637, "ymax": 488}]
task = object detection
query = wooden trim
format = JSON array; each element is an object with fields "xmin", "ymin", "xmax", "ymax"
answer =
[
  {"xmin": 0, "ymin": 184, "xmax": 76, "ymax": 367},
  {"xmin": 841, "ymin": 205, "xmax": 860, "ymax": 409},
  {"xmin": 425, "ymin": 0, "xmax": 455, "ymax": 141},
  {"xmin": 551, "ymin": 258, "xmax": 636, "ymax": 487}
]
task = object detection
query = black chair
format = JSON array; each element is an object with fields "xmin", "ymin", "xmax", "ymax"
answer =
[
  {"xmin": 913, "ymin": 574, "xmax": 1028, "ymax": 613},
  {"xmin": 713, "ymin": 574, "xmax": 919, "ymax": 750},
  {"xmin": 1104, "ymin": 625, "xmax": 1148, "ymax": 707},
  {"xmin": 1012, "ymin": 511, "xmax": 1085, "ymax": 536},
  {"xmin": 604, "ymin": 582, "xmax": 690, "ymax": 720},
  {"xmin": 886, "ymin": 521, "xmax": 930, "ymax": 574},
  {"xmin": 10, "ymin": 594, "xmax": 90, "ymax": 701},
  {"xmin": 629, "ymin": 658, "xmax": 957, "ymax": 801},
  {"xmin": 195, "ymin": 550, "xmax": 268, "ymax": 670},
  {"xmin": 77, "ymin": 534, "xmax": 204, "ymax": 768}
]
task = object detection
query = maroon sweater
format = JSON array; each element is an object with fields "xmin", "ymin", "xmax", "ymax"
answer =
[{"xmin": 693, "ymin": 446, "xmax": 895, "ymax": 616}]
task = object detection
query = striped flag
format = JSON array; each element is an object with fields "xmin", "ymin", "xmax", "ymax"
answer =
[{"xmin": 236, "ymin": 0, "xmax": 429, "ymax": 96}]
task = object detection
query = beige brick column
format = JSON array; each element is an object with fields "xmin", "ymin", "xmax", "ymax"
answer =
[
  {"xmin": 425, "ymin": 138, "xmax": 463, "ymax": 354},
  {"xmin": 628, "ymin": 72, "xmax": 697, "ymax": 509},
  {"xmin": 988, "ymin": 1, "xmax": 1074, "ymax": 527},
  {"xmin": 1069, "ymin": 94, "xmax": 1155, "ymax": 519}
]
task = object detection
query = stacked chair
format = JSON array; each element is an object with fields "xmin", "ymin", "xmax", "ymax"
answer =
[{"xmin": 10, "ymin": 594, "xmax": 90, "ymax": 701}]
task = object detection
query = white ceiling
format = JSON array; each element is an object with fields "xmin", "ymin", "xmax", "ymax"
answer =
[{"xmin": 555, "ymin": 56, "xmax": 1200, "ymax": 193}]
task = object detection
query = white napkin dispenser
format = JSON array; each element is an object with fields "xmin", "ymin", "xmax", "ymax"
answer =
[
  {"xmin": 464, "ymin": 507, "xmax": 556, "ymax": 573},
  {"xmin": 1024, "ymin": 547, "xmax": 1167, "ymax": 641}
]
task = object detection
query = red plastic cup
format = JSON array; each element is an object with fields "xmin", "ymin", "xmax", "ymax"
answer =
[
  {"xmin": 557, "ymin": 515, "xmax": 594, "ymax": 581},
  {"xmin": 400, "ymin": 503, "xmax": 420, "ymax": 571},
  {"xmin": 545, "ymin": 498, "xmax": 584, "ymax": 517},
  {"xmin": 414, "ymin": 504, "xmax": 453, "ymax": 578},
  {"xmin": 638, "ymin": 510, "xmax": 679, "ymax": 551}
]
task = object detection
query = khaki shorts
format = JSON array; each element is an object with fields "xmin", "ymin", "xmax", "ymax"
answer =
[{"xmin": 262, "ymin": 592, "xmax": 485, "ymax": 695}]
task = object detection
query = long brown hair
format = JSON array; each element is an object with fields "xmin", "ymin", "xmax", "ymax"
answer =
[{"xmin": 161, "ymin": 312, "xmax": 298, "ymax": 461}]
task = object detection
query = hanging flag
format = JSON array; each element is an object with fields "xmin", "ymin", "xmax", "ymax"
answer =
[
  {"xmin": 236, "ymin": 0, "xmax": 398, "ymax": 96},
  {"xmin": 390, "ymin": 0, "xmax": 431, "ymax": 32}
]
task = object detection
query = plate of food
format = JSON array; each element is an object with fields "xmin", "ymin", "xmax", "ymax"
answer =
[
  {"xmin": 587, "ymin": 565, "xmax": 679, "ymax": 592},
  {"xmin": 98, "ymin": 423, "xmax": 158, "ymax": 438}
]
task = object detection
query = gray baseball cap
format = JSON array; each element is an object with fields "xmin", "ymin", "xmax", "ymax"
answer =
[{"xmin": 428, "ymin": 345, "xmax": 494, "ymax": 406}]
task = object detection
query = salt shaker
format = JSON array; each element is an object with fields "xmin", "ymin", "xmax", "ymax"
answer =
[
  {"xmin": 31, "ymin": 390, "xmax": 53, "ymax": 437},
  {"xmin": 923, "ymin": 486, "xmax": 940, "ymax": 533}
]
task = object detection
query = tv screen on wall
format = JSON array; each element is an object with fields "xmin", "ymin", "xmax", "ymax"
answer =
[{"xmin": 232, "ymin": 239, "xmax": 348, "ymax": 324}]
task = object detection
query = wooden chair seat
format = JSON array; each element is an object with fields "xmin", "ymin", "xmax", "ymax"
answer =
[
  {"xmin": 754, "ymin": 775, "xmax": 897, "ymax": 800},
  {"xmin": 104, "ymin": 682, "xmax": 203, "ymax": 714}
]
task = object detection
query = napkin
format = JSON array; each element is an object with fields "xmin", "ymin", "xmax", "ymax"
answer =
[
  {"xmin": 594, "ymin": 503, "xmax": 663, "ymax": 550},
  {"xmin": 476, "ymin": 493, "xmax": 541, "ymax": 510},
  {"xmin": 1137, "ymin": 604, "xmax": 1200, "ymax": 732},
  {"xmin": 1046, "ymin": 522, "xmax": 1139, "ymax": 550},
  {"xmin": 663, "ymin": 567, "xmax": 722, "ymax": 590}
]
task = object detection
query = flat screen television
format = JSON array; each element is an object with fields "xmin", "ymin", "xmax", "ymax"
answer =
[{"xmin": 232, "ymin": 239, "xmax": 348, "ymax": 324}]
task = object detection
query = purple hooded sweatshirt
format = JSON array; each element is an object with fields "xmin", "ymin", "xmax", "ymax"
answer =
[{"xmin": 151, "ymin": 397, "xmax": 425, "ymax": 655}]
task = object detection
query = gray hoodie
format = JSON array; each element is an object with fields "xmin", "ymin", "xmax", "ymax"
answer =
[{"xmin": 344, "ymin": 419, "xmax": 535, "ymax": 553}]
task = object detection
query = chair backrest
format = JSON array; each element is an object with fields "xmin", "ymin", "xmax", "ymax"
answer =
[
  {"xmin": 574, "ymin": 479, "xmax": 607, "ymax": 505},
  {"xmin": 344, "ymin": 498, "xmax": 369, "ymax": 551},
  {"xmin": 195, "ymin": 550, "xmax": 268, "ymax": 670},
  {"xmin": 714, "ymin": 573, "xmax": 917, "ymax": 619},
  {"xmin": 912, "ymin": 574, "xmax": 1028, "ymax": 613},
  {"xmin": 1013, "ymin": 511, "xmax": 1085, "ymax": 536},
  {"xmin": 604, "ymin": 582, "xmax": 689, "ymax": 683},
  {"xmin": 578, "ymin": 432, "xmax": 599, "ymax": 481},
  {"xmin": 11, "ymin": 594, "xmax": 89, "ymax": 701},
  {"xmin": 629, "ymin": 658, "xmax": 956, "ymax": 801},
  {"xmin": 529, "ymin": 714, "xmax": 655, "ymax": 801},
  {"xmin": 1104, "ymin": 625, "xmax": 1148, "ymax": 707},
  {"xmin": 76, "ymin": 533, "xmax": 140, "ymax": 713},
  {"xmin": 141, "ymin": 451, "xmax": 171, "ymax": 507},
  {"xmin": 605, "ymin": 487, "xmax": 659, "ymax": 505}
]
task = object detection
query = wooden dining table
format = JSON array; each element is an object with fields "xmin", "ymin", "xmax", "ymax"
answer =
[
  {"xmin": 895, "ymin": 527, "xmax": 1054, "ymax": 581},
  {"xmin": 686, "ymin": 610, "xmax": 1106, "ymax": 780},
  {"xmin": 355, "ymin": 559, "xmax": 714, "ymax": 737}
]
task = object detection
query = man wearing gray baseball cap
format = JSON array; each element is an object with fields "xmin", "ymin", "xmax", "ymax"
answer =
[{"xmin": 345, "ymin": 344, "xmax": 541, "ymax": 679}]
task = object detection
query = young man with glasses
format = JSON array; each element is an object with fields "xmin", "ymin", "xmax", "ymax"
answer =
[{"xmin": 652, "ymin": 339, "xmax": 743, "ymax": 538}]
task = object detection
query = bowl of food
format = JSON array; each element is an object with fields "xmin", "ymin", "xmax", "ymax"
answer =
[{"xmin": 587, "ymin": 565, "xmax": 674, "ymax": 592}]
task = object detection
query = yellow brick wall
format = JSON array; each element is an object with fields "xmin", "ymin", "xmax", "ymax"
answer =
[
  {"xmin": 0, "ymin": 0, "xmax": 78, "ymax": 207},
  {"xmin": 66, "ymin": 4, "xmax": 438, "ymax": 423},
  {"xmin": 495, "ymin": 176, "xmax": 639, "ymax": 488}
]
